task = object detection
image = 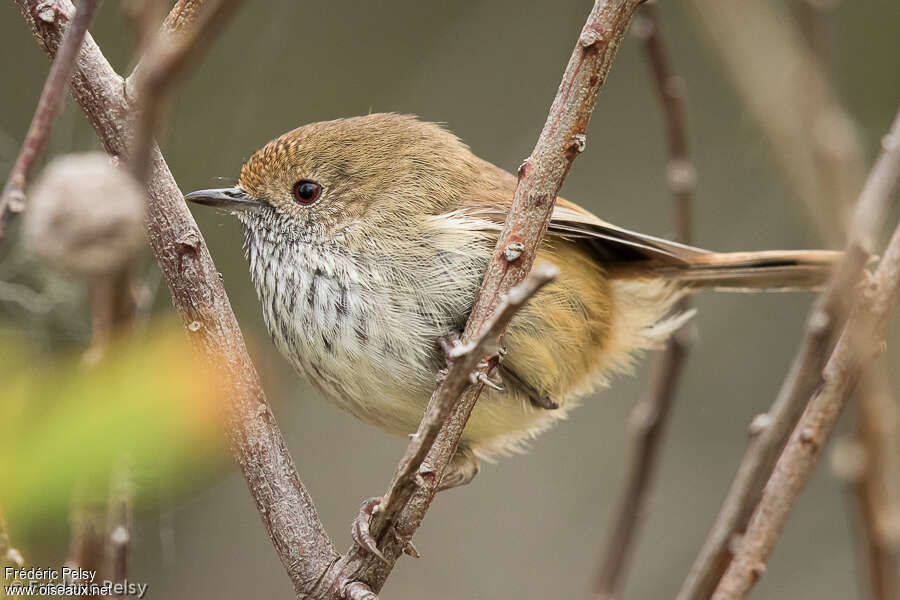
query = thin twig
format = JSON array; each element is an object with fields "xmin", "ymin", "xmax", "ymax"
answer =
[
  {"xmin": 712, "ymin": 213, "xmax": 900, "ymax": 599},
  {"xmin": 64, "ymin": 489, "xmax": 107, "ymax": 595},
  {"xmin": 314, "ymin": 1, "xmax": 645, "ymax": 597},
  {"xmin": 677, "ymin": 99, "xmax": 900, "ymax": 600},
  {"xmin": 126, "ymin": 0, "xmax": 245, "ymax": 182},
  {"xmin": 14, "ymin": 1, "xmax": 339, "ymax": 595},
  {"xmin": 106, "ymin": 457, "xmax": 133, "ymax": 597},
  {"xmin": 850, "ymin": 369, "xmax": 900, "ymax": 600},
  {"xmin": 594, "ymin": 4, "xmax": 696, "ymax": 599},
  {"xmin": 0, "ymin": 0, "xmax": 99, "ymax": 239}
]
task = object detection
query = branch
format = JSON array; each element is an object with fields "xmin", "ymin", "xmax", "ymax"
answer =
[
  {"xmin": 681, "ymin": 106, "xmax": 900, "ymax": 599},
  {"xmin": 788, "ymin": 4, "xmax": 900, "ymax": 597},
  {"xmin": 13, "ymin": 1, "xmax": 338, "ymax": 594},
  {"xmin": 712, "ymin": 202, "xmax": 900, "ymax": 599},
  {"xmin": 678, "ymin": 104, "xmax": 900, "ymax": 600},
  {"xmin": 366, "ymin": 263, "xmax": 558, "ymax": 551},
  {"xmin": 0, "ymin": 0, "xmax": 99, "ymax": 239},
  {"xmin": 843, "ymin": 369, "xmax": 900, "ymax": 600},
  {"xmin": 315, "ymin": 1, "xmax": 645, "ymax": 597},
  {"xmin": 126, "ymin": 0, "xmax": 245, "ymax": 182},
  {"xmin": 595, "ymin": 4, "xmax": 696, "ymax": 599}
]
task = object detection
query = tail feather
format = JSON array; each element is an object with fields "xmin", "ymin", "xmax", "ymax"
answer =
[{"xmin": 659, "ymin": 250, "xmax": 843, "ymax": 292}]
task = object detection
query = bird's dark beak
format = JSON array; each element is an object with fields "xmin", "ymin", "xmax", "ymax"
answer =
[{"xmin": 184, "ymin": 186, "xmax": 261, "ymax": 211}]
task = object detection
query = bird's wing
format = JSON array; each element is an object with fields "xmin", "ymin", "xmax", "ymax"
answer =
[{"xmin": 463, "ymin": 196, "xmax": 711, "ymax": 267}]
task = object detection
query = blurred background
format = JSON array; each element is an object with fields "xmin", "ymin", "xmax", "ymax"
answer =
[{"xmin": 1, "ymin": 1, "xmax": 899, "ymax": 598}]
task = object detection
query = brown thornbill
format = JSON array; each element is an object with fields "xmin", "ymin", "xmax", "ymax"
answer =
[{"xmin": 186, "ymin": 113, "xmax": 838, "ymax": 491}]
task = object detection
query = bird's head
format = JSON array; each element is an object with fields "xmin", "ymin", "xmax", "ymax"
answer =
[{"xmin": 185, "ymin": 113, "xmax": 481, "ymax": 245}]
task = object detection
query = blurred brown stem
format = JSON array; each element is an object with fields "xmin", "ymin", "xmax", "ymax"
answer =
[
  {"xmin": 106, "ymin": 458, "xmax": 133, "ymax": 597},
  {"xmin": 594, "ymin": 5, "xmax": 695, "ymax": 599},
  {"xmin": 0, "ymin": 0, "xmax": 99, "ymax": 239},
  {"xmin": 126, "ymin": 0, "xmax": 245, "ymax": 183}
]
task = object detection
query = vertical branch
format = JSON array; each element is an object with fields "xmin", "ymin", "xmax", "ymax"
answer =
[
  {"xmin": 848, "ymin": 372, "xmax": 900, "ymax": 600},
  {"xmin": 106, "ymin": 458, "xmax": 133, "ymax": 597},
  {"xmin": 594, "ymin": 4, "xmax": 696, "ymax": 599},
  {"xmin": 0, "ymin": 0, "xmax": 99, "ymax": 239}
]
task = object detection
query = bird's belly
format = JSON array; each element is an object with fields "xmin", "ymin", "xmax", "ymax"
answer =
[{"xmin": 250, "ymin": 241, "xmax": 460, "ymax": 436}]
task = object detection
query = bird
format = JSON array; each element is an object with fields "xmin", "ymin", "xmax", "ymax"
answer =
[{"xmin": 186, "ymin": 113, "xmax": 839, "ymax": 493}]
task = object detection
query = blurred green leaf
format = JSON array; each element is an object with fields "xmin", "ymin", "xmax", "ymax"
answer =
[{"xmin": 0, "ymin": 322, "xmax": 226, "ymax": 529}]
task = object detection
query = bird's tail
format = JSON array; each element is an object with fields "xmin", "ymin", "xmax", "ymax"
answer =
[{"xmin": 659, "ymin": 250, "xmax": 844, "ymax": 292}]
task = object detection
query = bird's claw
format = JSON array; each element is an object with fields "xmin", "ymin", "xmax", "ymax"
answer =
[
  {"xmin": 352, "ymin": 496, "xmax": 387, "ymax": 562},
  {"xmin": 478, "ymin": 368, "xmax": 504, "ymax": 391},
  {"xmin": 437, "ymin": 331, "xmax": 464, "ymax": 364}
]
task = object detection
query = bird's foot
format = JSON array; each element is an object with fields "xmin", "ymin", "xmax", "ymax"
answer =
[
  {"xmin": 438, "ymin": 446, "xmax": 480, "ymax": 492},
  {"xmin": 351, "ymin": 496, "xmax": 386, "ymax": 562}
]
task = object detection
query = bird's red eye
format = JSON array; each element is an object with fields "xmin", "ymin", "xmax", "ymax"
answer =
[{"xmin": 292, "ymin": 180, "xmax": 321, "ymax": 204}]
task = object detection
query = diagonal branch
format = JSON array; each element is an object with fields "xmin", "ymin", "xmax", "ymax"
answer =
[
  {"xmin": 315, "ymin": 1, "xmax": 646, "ymax": 597},
  {"xmin": 678, "ymin": 101, "xmax": 900, "ymax": 600},
  {"xmin": 713, "ymin": 183, "xmax": 900, "ymax": 599},
  {"xmin": 686, "ymin": 105, "xmax": 900, "ymax": 599},
  {"xmin": 0, "ymin": 0, "xmax": 99, "ymax": 239},
  {"xmin": 594, "ymin": 4, "xmax": 696, "ymax": 599},
  {"xmin": 13, "ymin": 1, "xmax": 339, "ymax": 595}
]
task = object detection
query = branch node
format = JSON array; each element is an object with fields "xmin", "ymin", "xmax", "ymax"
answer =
[
  {"xmin": 568, "ymin": 132, "xmax": 587, "ymax": 155},
  {"xmin": 36, "ymin": 1, "xmax": 59, "ymax": 23},
  {"xmin": 747, "ymin": 413, "xmax": 773, "ymax": 438},
  {"xmin": 666, "ymin": 159, "xmax": 696, "ymax": 194},
  {"xmin": 503, "ymin": 241, "xmax": 525, "ymax": 263},
  {"xmin": 175, "ymin": 228, "xmax": 202, "ymax": 253}
]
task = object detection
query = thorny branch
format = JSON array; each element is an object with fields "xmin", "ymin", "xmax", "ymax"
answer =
[
  {"xmin": 315, "ymin": 1, "xmax": 646, "ymax": 597},
  {"xmin": 0, "ymin": 0, "xmax": 99, "ymax": 239},
  {"xmin": 595, "ymin": 4, "xmax": 696, "ymax": 599},
  {"xmin": 712, "ymin": 111, "xmax": 900, "ymax": 598},
  {"xmin": 14, "ymin": 0, "xmax": 339, "ymax": 595}
]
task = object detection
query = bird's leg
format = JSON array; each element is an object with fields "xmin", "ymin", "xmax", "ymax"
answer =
[{"xmin": 437, "ymin": 445, "xmax": 480, "ymax": 492}]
